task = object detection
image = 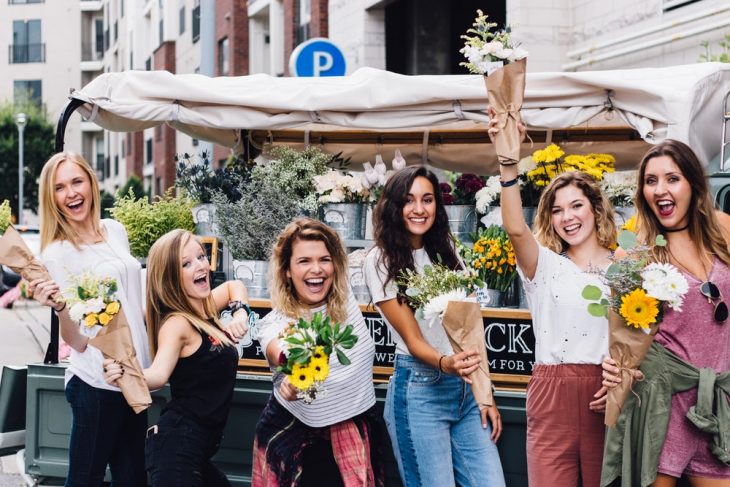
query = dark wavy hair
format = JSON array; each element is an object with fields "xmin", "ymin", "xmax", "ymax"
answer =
[{"xmin": 373, "ymin": 166, "xmax": 461, "ymax": 303}]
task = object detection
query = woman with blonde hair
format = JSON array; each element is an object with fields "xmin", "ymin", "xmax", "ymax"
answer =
[
  {"xmin": 30, "ymin": 151, "xmax": 150, "ymax": 485},
  {"xmin": 252, "ymin": 218, "xmax": 382, "ymax": 487},
  {"xmin": 104, "ymin": 229, "xmax": 249, "ymax": 486},
  {"xmin": 602, "ymin": 139, "xmax": 730, "ymax": 486}
]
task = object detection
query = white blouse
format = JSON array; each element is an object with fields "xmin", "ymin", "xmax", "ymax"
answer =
[
  {"xmin": 518, "ymin": 244, "xmax": 609, "ymax": 365},
  {"xmin": 42, "ymin": 219, "xmax": 151, "ymax": 391}
]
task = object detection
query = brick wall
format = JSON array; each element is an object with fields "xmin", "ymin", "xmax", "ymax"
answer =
[
  {"xmin": 310, "ymin": 0, "xmax": 328, "ymax": 37},
  {"xmin": 125, "ymin": 132, "xmax": 144, "ymax": 181},
  {"xmin": 283, "ymin": 0, "xmax": 297, "ymax": 75},
  {"xmin": 152, "ymin": 40, "xmax": 177, "ymax": 194}
]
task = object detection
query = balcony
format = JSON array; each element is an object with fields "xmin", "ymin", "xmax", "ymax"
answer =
[
  {"xmin": 80, "ymin": 0, "xmax": 102, "ymax": 11},
  {"xmin": 8, "ymin": 43, "xmax": 45, "ymax": 63},
  {"xmin": 81, "ymin": 42, "xmax": 103, "ymax": 71}
]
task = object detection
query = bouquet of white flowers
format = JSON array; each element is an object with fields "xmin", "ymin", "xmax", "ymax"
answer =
[
  {"xmin": 459, "ymin": 10, "xmax": 527, "ymax": 76},
  {"xmin": 314, "ymin": 170, "xmax": 370, "ymax": 204}
]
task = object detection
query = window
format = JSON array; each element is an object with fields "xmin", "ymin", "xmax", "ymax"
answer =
[
  {"xmin": 105, "ymin": 156, "xmax": 110, "ymax": 179},
  {"xmin": 297, "ymin": 0, "xmax": 311, "ymax": 44},
  {"xmin": 95, "ymin": 18, "xmax": 104, "ymax": 56},
  {"xmin": 145, "ymin": 56, "xmax": 151, "ymax": 70},
  {"xmin": 192, "ymin": 1, "xmax": 200, "ymax": 43},
  {"xmin": 179, "ymin": 6, "xmax": 185, "ymax": 35},
  {"xmin": 218, "ymin": 37, "xmax": 229, "ymax": 76},
  {"xmin": 159, "ymin": 18, "xmax": 164, "ymax": 46},
  {"xmin": 145, "ymin": 139, "xmax": 153, "ymax": 164},
  {"xmin": 114, "ymin": 155, "xmax": 119, "ymax": 176},
  {"xmin": 13, "ymin": 80, "xmax": 42, "ymax": 107},
  {"xmin": 11, "ymin": 19, "xmax": 43, "ymax": 63},
  {"xmin": 114, "ymin": 20, "xmax": 118, "ymax": 43},
  {"xmin": 95, "ymin": 138, "xmax": 105, "ymax": 181}
]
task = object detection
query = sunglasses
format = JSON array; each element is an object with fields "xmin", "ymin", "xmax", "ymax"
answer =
[{"xmin": 699, "ymin": 281, "xmax": 729, "ymax": 323}]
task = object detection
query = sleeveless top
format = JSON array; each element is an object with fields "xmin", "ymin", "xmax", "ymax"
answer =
[
  {"xmin": 164, "ymin": 327, "xmax": 239, "ymax": 430},
  {"xmin": 654, "ymin": 257, "xmax": 730, "ymax": 373}
]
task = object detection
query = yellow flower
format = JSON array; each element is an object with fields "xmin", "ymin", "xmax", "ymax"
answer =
[
  {"xmin": 309, "ymin": 357, "xmax": 329, "ymax": 382},
  {"xmin": 622, "ymin": 214, "xmax": 637, "ymax": 232},
  {"xmin": 105, "ymin": 301, "xmax": 120, "ymax": 315},
  {"xmin": 84, "ymin": 313, "xmax": 99, "ymax": 327},
  {"xmin": 289, "ymin": 363, "xmax": 314, "ymax": 390},
  {"xmin": 312, "ymin": 346, "xmax": 327, "ymax": 362},
  {"xmin": 619, "ymin": 289, "xmax": 659, "ymax": 329},
  {"xmin": 98, "ymin": 312, "xmax": 112, "ymax": 326}
]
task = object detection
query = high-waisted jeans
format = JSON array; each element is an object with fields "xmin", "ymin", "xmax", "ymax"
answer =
[{"xmin": 384, "ymin": 354, "xmax": 506, "ymax": 487}]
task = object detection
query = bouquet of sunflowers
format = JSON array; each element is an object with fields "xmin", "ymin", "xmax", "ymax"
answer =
[
  {"xmin": 466, "ymin": 226, "xmax": 517, "ymax": 293},
  {"xmin": 65, "ymin": 272, "xmax": 122, "ymax": 329},
  {"xmin": 582, "ymin": 230, "xmax": 688, "ymax": 426},
  {"xmin": 276, "ymin": 312, "xmax": 358, "ymax": 403}
]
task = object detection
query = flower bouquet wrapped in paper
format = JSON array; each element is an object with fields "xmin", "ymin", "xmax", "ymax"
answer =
[
  {"xmin": 460, "ymin": 10, "xmax": 527, "ymax": 165},
  {"xmin": 582, "ymin": 230, "xmax": 689, "ymax": 426},
  {"xmin": 276, "ymin": 311, "xmax": 358, "ymax": 404},
  {"xmin": 398, "ymin": 264, "xmax": 494, "ymax": 409},
  {"xmin": 0, "ymin": 200, "xmax": 54, "ymax": 287},
  {"xmin": 65, "ymin": 271, "xmax": 151, "ymax": 413}
]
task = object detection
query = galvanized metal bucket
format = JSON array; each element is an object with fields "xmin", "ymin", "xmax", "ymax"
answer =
[
  {"xmin": 348, "ymin": 266, "xmax": 371, "ymax": 303},
  {"xmin": 232, "ymin": 259, "xmax": 270, "ymax": 299},
  {"xmin": 444, "ymin": 205, "xmax": 477, "ymax": 243},
  {"xmin": 319, "ymin": 203, "xmax": 366, "ymax": 241},
  {"xmin": 476, "ymin": 286, "xmax": 504, "ymax": 308},
  {"xmin": 192, "ymin": 203, "xmax": 218, "ymax": 236}
]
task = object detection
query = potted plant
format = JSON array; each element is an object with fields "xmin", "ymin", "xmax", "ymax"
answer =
[
  {"xmin": 314, "ymin": 169, "xmax": 370, "ymax": 241},
  {"xmin": 439, "ymin": 173, "xmax": 484, "ymax": 243},
  {"xmin": 600, "ymin": 170, "xmax": 637, "ymax": 226},
  {"xmin": 175, "ymin": 151, "xmax": 247, "ymax": 236},
  {"xmin": 110, "ymin": 189, "xmax": 195, "ymax": 261},
  {"xmin": 462, "ymin": 225, "xmax": 518, "ymax": 308}
]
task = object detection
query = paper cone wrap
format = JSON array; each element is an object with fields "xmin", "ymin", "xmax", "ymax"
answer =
[
  {"xmin": 604, "ymin": 309, "xmax": 658, "ymax": 427},
  {"xmin": 441, "ymin": 300, "xmax": 493, "ymax": 408},
  {"xmin": 484, "ymin": 58, "xmax": 527, "ymax": 165},
  {"xmin": 0, "ymin": 225, "xmax": 53, "ymax": 284},
  {"xmin": 89, "ymin": 308, "xmax": 151, "ymax": 413}
]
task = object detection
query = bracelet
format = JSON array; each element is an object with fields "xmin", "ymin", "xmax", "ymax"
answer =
[
  {"xmin": 54, "ymin": 301, "xmax": 67, "ymax": 313},
  {"xmin": 500, "ymin": 178, "xmax": 519, "ymax": 188},
  {"xmin": 498, "ymin": 160, "xmax": 519, "ymax": 167},
  {"xmin": 228, "ymin": 300, "xmax": 251, "ymax": 316},
  {"xmin": 438, "ymin": 355, "xmax": 446, "ymax": 373}
]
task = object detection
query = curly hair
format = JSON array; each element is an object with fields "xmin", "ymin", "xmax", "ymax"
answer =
[
  {"xmin": 372, "ymin": 166, "xmax": 461, "ymax": 303},
  {"xmin": 635, "ymin": 139, "xmax": 730, "ymax": 266},
  {"xmin": 268, "ymin": 218, "xmax": 349, "ymax": 324},
  {"xmin": 533, "ymin": 171, "xmax": 617, "ymax": 253}
]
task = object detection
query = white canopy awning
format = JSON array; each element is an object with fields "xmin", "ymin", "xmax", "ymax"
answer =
[{"xmin": 70, "ymin": 63, "xmax": 730, "ymax": 173}]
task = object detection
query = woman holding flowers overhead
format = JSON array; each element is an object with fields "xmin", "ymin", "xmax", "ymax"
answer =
[
  {"xmin": 491, "ymin": 114, "xmax": 617, "ymax": 486},
  {"xmin": 363, "ymin": 165, "xmax": 505, "ymax": 487},
  {"xmin": 252, "ymin": 218, "xmax": 382, "ymax": 487},
  {"xmin": 103, "ymin": 229, "xmax": 249, "ymax": 486},
  {"xmin": 29, "ymin": 151, "xmax": 150, "ymax": 485},
  {"xmin": 601, "ymin": 139, "xmax": 730, "ymax": 486}
]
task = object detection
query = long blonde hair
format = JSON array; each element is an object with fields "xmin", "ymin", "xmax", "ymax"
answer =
[
  {"xmin": 533, "ymin": 171, "xmax": 617, "ymax": 253},
  {"xmin": 269, "ymin": 218, "xmax": 348, "ymax": 324},
  {"xmin": 146, "ymin": 229, "xmax": 232, "ymax": 357},
  {"xmin": 39, "ymin": 152, "xmax": 102, "ymax": 251},
  {"xmin": 635, "ymin": 139, "xmax": 730, "ymax": 265}
]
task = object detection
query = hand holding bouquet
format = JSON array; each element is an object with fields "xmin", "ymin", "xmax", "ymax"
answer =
[
  {"xmin": 582, "ymin": 230, "xmax": 689, "ymax": 426},
  {"xmin": 276, "ymin": 312, "xmax": 358, "ymax": 404},
  {"xmin": 65, "ymin": 272, "xmax": 121, "ymax": 329}
]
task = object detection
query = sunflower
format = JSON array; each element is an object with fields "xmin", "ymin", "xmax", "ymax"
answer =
[
  {"xmin": 312, "ymin": 346, "xmax": 327, "ymax": 362},
  {"xmin": 289, "ymin": 363, "xmax": 314, "ymax": 390},
  {"xmin": 619, "ymin": 289, "xmax": 659, "ymax": 329},
  {"xmin": 309, "ymin": 357, "xmax": 329, "ymax": 382}
]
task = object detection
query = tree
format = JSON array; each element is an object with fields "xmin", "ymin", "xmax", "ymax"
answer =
[
  {"xmin": 118, "ymin": 174, "xmax": 146, "ymax": 200},
  {"xmin": 0, "ymin": 102, "xmax": 55, "ymax": 219}
]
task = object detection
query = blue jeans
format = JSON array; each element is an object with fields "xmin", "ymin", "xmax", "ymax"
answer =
[
  {"xmin": 384, "ymin": 354, "xmax": 506, "ymax": 487},
  {"xmin": 65, "ymin": 375, "xmax": 147, "ymax": 487},
  {"xmin": 145, "ymin": 409, "xmax": 230, "ymax": 487}
]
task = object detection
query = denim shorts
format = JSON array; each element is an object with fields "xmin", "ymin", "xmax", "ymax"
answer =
[{"xmin": 384, "ymin": 354, "xmax": 505, "ymax": 487}]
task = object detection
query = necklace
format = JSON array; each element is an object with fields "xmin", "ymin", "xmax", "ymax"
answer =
[{"xmin": 662, "ymin": 223, "xmax": 689, "ymax": 233}]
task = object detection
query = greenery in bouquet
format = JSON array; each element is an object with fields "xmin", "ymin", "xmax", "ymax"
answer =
[
  {"xmin": 398, "ymin": 263, "xmax": 482, "ymax": 323},
  {"xmin": 314, "ymin": 169, "xmax": 370, "ymax": 204},
  {"xmin": 600, "ymin": 170, "xmax": 637, "ymax": 207},
  {"xmin": 0, "ymin": 200, "xmax": 11, "ymax": 233},
  {"xmin": 582, "ymin": 231, "xmax": 689, "ymax": 330},
  {"xmin": 256, "ymin": 145, "xmax": 331, "ymax": 213},
  {"xmin": 175, "ymin": 151, "xmax": 247, "ymax": 204},
  {"xmin": 110, "ymin": 189, "xmax": 195, "ymax": 258},
  {"xmin": 440, "ymin": 173, "xmax": 486, "ymax": 205},
  {"xmin": 276, "ymin": 311, "xmax": 358, "ymax": 403},
  {"xmin": 63, "ymin": 271, "xmax": 121, "ymax": 328},
  {"xmin": 464, "ymin": 226, "xmax": 517, "ymax": 292},
  {"xmin": 460, "ymin": 9, "xmax": 527, "ymax": 75}
]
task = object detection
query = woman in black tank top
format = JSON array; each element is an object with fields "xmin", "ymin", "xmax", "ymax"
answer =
[{"xmin": 103, "ymin": 229, "xmax": 250, "ymax": 487}]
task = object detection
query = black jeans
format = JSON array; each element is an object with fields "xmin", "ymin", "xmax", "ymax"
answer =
[
  {"xmin": 145, "ymin": 409, "xmax": 230, "ymax": 487},
  {"xmin": 64, "ymin": 375, "xmax": 147, "ymax": 487}
]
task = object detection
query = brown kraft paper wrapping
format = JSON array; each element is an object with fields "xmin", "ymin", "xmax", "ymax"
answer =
[
  {"xmin": 441, "ymin": 300, "xmax": 493, "ymax": 409},
  {"xmin": 89, "ymin": 308, "xmax": 151, "ymax": 414},
  {"xmin": 604, "ymin": 309, "xmax": 658, "ymax": 427},
  {"xmin": 484, "ymin": 58, "xmax": 527, "ymax": 165},
  {"xmin": 0, "ymin": 225, "xmax": 53, "ymax": 285}
]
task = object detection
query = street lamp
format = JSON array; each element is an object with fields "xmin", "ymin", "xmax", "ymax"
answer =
[{"xmin": 14, "ymin": 112, "xmax": 26, "ymax": 226}]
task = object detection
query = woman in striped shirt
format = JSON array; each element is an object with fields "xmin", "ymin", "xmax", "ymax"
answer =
[{"xmin": 252, "ymin": 218, "xmax": 383, "ymax": 487}]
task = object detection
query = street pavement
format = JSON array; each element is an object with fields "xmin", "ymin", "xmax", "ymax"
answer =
[{"xmin": 0, "ymin": 299, "xmax": 52, "ymax": 486}]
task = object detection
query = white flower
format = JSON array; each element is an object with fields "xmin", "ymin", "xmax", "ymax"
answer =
[
  {"xmin": 392, "ymin": 149, "xmax": 407, "ymax": 171},
  {"xmin": 641, "ymin": 263, "xmax": 689, "ymax": 310},
  {"xmin": 85, "ymin": 298, "xmax": 106, "ymax": 315},
  {"xmin": 481, "ymin": 41, "xmax": 503, "ymax": 56},
  {"xmin": 422, "ymin": 289, "xmax": 468, "ymax": 325},
  {"xmin": 509, "ymin": 46, "xmax": 528, "ymax": 61},
  {"xmin": 69, "ymin": 302, "xmax": 86, "ymax": 322},
  {"xmin": 517, "ymin": 156, "xmax": 536, "ymax": 175},
  {"xmin": 475, "ymin": 176, "xmax": 501, "ymax": 214},
  {"xmin": 494, "ymin": 47, "xmax": 513, "ymax": 60}
]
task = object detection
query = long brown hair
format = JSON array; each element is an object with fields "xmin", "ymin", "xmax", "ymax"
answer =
[
  {"xmin": 635, "ymin": 139, "xmax": 730, "ymax": 265},
  {"xmin": 38, "ymin": 152, "xmax": 102, "ymax": 251},
  {"xmin": 533, "ymin": 171, "xmax": 617, "ymax": 253},
  {"xmin": 146, "ymin": 229, "xmax": 232, "ymax": 357},
  {"xmin": 269, "ymin": 218, "xmax": 348, "ymax": 324}
]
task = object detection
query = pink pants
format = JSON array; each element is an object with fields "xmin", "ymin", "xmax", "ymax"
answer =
[{"xmin": 526, "ymin": 364, "xmax": 605, "ymax": 487}]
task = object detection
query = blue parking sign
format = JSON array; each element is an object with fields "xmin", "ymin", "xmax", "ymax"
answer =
[{"xmin": 289, "ymin": 38, "xmax": 347, "ymax": 77}]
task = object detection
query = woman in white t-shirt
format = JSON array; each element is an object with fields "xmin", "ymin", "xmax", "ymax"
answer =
[
  {"xmin": 493, "ymin": 115, "xmax": 617, "ymax": 486},
  {"xmin": 363, "ymin": 166, "xmax": 505, "ymax": 487},
  {"xmin": 252, "ymin": 218, "xmax": 381, "ymax": 486},
  {"xmin": 30, "ymin": 152, "xmax": 150, "ymax": 486}
]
